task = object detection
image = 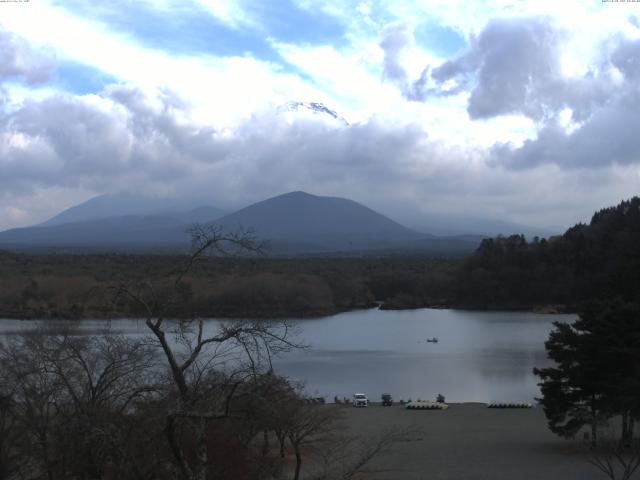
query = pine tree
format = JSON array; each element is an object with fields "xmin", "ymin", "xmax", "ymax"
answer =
[{"xmin": 534, "ymin": 301, "xmax": 640, "ymax": 446}]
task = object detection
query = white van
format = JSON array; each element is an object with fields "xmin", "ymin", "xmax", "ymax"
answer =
[{"xmin": 352, "ymin": 393, "xmax": 368, "ymax": 407}]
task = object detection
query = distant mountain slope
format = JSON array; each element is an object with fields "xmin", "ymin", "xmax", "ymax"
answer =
[
  {"xmin": 180, "ymin": 206, "xmax": 228, "ymax": 224},
  {"xmin": 0, "ymin": 191, "xmax": 481, "ymax": 255},
  {"xmin": 214, "ymin": 191, "xmax": 426, "ymax": 252},
  {"xmin": 0, "ymin": 198, "xmax": 228, "ymax": 251},
  {"xmin": 41, "ymin": 193, "xmax": 225, "ymax": 226},
  {"xmin": 407, "ymin": 214, "xmax": 559, "ymax": 238},
  {"xmin": 0, "ymin": 215, "xmax": 190, "ymax": 249}
]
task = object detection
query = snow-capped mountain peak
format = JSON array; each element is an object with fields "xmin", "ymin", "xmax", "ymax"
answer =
[{"xmin": 278, "ymin": 101, "xmax": 349, "ymax": 125}]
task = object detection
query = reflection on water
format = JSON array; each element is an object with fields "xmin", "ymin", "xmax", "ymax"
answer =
[
  {"xmin": 0, "ymin": 319, "xmax": 150, "ymax": 337},
  {"xmin": 0, "ymin": 308, "xmax": 575, "ymax": 403},
  {"xmin": 271, "ymin": 308, "xmax": 574, "ymax": 402}
]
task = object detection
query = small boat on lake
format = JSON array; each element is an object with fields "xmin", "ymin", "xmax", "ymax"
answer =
[{"xmin": 426, "ymin": 337, "xmax": 439, "ymax": 343}]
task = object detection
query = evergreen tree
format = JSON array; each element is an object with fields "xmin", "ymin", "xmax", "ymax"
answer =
[
  {"xmin": 581, "ymin": 302, "xmax": 640, "ymax": 445},
  {"xmin": 534, "ymin": 301, "xmax": 640, "ymax": 446},
  {"xmin": 534, "ymin": 320, "xmax": 607, "ymax": 445}
]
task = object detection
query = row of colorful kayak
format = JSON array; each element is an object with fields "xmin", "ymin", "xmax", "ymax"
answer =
[
  {"xmin": 405, "ymin": 401, "xmax": 449, "ymax": 410},
  {"xmin": 487, "ymin": 401, "xmax": 534, "ymax": 408},
  {"xmin": 403, "ymin": 400, "xmax": 535, "ymax": 410}
]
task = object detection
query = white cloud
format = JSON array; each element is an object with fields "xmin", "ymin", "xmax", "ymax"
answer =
[
  {"xmin": 271, "ymin": 41, "xmax": 400, "ymax": 122},
  {"xmin": 192, "ymin": 0, "xmax": 258, "ymax": 30},
  {"xmin": 0, "ymin": 76, "xmax": 629, "ymax": 232},
  {"xmin": 0, "ymin": 1, "xmax": 324, "ymax": 128}
]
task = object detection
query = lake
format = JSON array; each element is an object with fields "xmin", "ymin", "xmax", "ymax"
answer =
[{"xmin": 0, "ymin": 308, "xmax": 574, "ymax": 403}]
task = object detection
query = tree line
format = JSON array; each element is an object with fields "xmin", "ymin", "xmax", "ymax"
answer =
[
  {"xmin": 456, "ymin": 197, "xmax": 640, "ymax": 309},
  {"xmin": 0, "ymin": 252, "xmax": 457, "ymax": 320}
]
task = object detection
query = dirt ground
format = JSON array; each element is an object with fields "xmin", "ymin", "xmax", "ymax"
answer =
[{"xmin": 336, "ymin": 403, "xmax": 604, "ymax": 480}]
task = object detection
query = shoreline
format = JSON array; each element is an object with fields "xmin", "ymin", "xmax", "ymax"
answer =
[{"xmin": 0, "ymin": 303, "xmax": 577, "ymax": 322}]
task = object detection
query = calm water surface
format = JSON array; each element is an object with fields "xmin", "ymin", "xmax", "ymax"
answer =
[{"xmin": 0, "ymin": 308, "xmax": 575, "ymax": 403}]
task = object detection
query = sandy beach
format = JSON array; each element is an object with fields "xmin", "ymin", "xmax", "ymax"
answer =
[{"xmin": 336, "ymin": 403, "xmax": 603, "ymax": 480}]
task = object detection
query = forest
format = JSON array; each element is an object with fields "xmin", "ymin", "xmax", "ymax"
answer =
[
  {"xmin": 455, "ymin": 196, "xmax": 640, "ymax": 310},
  {"xmin": 0, "ymin": 253, "xmax": 458, "ymax": 319},
  {"xmin": 1, "ymin": 196, "xmax": 639, "ymax": 319}
]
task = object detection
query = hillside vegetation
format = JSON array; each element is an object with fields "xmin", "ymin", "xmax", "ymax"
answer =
[
  {"xmin": 0, "ymin": 254, "xmax": 457, "ymax": 319},
  {"xmin": 455, "ymin": 197, "xmax": 640, "ymax": 309}
]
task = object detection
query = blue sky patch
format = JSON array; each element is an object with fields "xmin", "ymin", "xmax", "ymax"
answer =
[
  {"xmin": 255, "ymin": 0, "xmax": 346, "ymax": 46},
  {"xmin": 54, "ymin": 60, "xmax": 116, "ymax": 94},
  {"xmin": 415, "ymin": 22, "xmax": 467, "ymax": 57},
  {"xmin": 51, "ymin": 0, "xmax": 347, "ymax": 68},
  {"xmin": 53, "ymin": 0, "xmax": 280, "ymax": 61}
]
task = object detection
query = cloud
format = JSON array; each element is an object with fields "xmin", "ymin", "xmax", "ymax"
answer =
[
  {"xmin": 379, "ymin": 16, "xmax": 578, "ymax": 115},
  {"xmin": 271, "ymin": 40, "xmax": 401, "ymax": 121},
  {"xmin": 379, "ymin": 22, "xmax": 432, "ymax": 102},
  {"xmin": 1, "ymin": 1, "xmax": 316, "ymax": 127},
  {"xmin": 0, "ymin": 84, "xmax": 240, "ymax": 197},
  {"xmin": 494, "ymin": 89, "xmax": 640, "ymax": 169},
  {"xmin": 490, "ymin": 34, "xmax": 640, "ymax": 169},
  {"xmin": 2, "ymin": 1, "xmax": 640, "ymax": 234},
  {"xmin": 388, "ymin": 15, "xmax": 640, "ymax": 172},
  {"xmin": 611, "ymin": 37, "xmax": 640, "ymax": 81},
  {"xmin": 0, "ymin": 29, "xmax": 54, "ymax": 84},
  {"xmin": 429, "ymin": 17, "xmax": 567, "ymax": 120},
  {"xmin": 193, "ymin": 0, "xmax": 257, "ymax": 30},
  {"xmin": 2, "ymin": 78, "xmax": 637, "ymax": 234},
  {"xmin": 380, "ymin": 22, "xmax": 412, "ymax": 84},
  {"xmin": 383, "ymin": 15, "xmax": 616, "ymax": 125},
  {"xmin": 0, "ymin": 80, "xmax": 424, "ymax": 196}
]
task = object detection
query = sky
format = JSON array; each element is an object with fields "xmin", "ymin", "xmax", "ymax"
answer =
[{"xmin": 1, "ymin": 0, "xmax": 640, "ymax": 232}]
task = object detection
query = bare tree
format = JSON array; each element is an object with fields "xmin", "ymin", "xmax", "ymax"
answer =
[
  {"xmin": 285, "ymin": 403, "xmax": 338, "ymax": 480},
  {"xmin": 270, "ymin": 393, "xmax": 413, "ymax": 480},
  {"xmin": 45, "ymin": 333, "xmax": 158, "ymax": 413},
  {"xmin": 47, "ymin": 332, "xmax": 160, "ymax": 478},
  {"xmin": 0, "ymin": 332, "xmax": 64, "ymax": 480},
  {"xmin": 114, "ymin": 225, "xmax": 300, "ymax": 480},
  {"xmin": 0, "ymin": 328, "xmax": 162, "ymax": 480},
  {"xmin": 586, "ymin": 426, "xmax": 640, "ymax": 480},
  {"xmin": 0, "ymin": 390, "xmax": 19, "ymax": 480}
]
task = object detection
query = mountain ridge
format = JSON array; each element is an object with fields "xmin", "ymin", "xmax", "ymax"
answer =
[
  {"xmin": 41, "ymin": 193, "xmax": 226, "ymax": 227},
  {"xmin": 0, "ymin": 191, "xmax": 480, "ymax": 255}
]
